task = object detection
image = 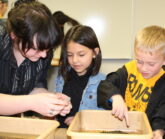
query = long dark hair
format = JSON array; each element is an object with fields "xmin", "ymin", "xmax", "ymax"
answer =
[
  {"xmin": 59, "ymin": 25, "xmax": 102, "ymax": 81},
  {"xmin": 7, "ymin": 1, "xmax": 62, "ymax": 54},
  {"xmin": 14, "ymin": 0, "xmax": 37, "ymax": 7},
  {"xmin": 53, "ymin": 11, "xmax": 79, "ymax": 41},
  {"xmin": 53, "ymin": 11, "xmax": 79, "ymax": 26}
]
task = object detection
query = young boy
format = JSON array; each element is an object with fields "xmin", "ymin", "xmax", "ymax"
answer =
[{"xmin": 97, "ymin": 25, "xmax": 165, "ymax": 139}]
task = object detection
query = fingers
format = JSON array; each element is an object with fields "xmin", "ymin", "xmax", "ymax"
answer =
[
  {"xmin": 64, "ymin": 116, "xmax": 74, "ymax": 126},
  {"xmin": 55, "ymin": 93, "xmax": 71, "ymax": 102},
  {"xmin": 112, "ymin": 107, "xmax": 129, "ymax": 127},
  {"xmin": 46, "ymin": 104, "xmax": 65, "ymax": 117},
  {"xmin": 112, "ymin": 106, "xmax": 125, "ymax": 120},
  {"xmin": 47, "ymin": 98, "xmax": 72, "ymax": 117},
  {"xmin": 111, "ymin": 94, "xmax": 129, "ymax": 127},
  {"xmin": 124, "ymin": 109, "xmax": 129, "ymax": 127},
  {"xmin": 60, "ymin": 102, "xmax": 72, "ymax": 116},
  {"xmin": 52, "ymin": 93, "xmax": 72, "ymax": 116},
  {"xmin": 30, "ymin": 92, "xmax": 72, "ymax": 117},
  {"xmin": 49, "ymin": 94, "xmax": 72, "ymax": 117},
  {"xmin": 52, "ymin": 97, "xmax": 69, "ymax": 106},
  {"xmin": 47, "ymin": 109, "xmax": 58, "ymax": 117},
  {"xmin": 111, "ymin": 95, "xmax": 125, "ymax": 120},
  {"xmin": 46, "ymin": 93, "xmax": 71, "ymax": 106},
  {"xmin": 152, "ymin": 129, "xmax": 164, "ymax": 139}
]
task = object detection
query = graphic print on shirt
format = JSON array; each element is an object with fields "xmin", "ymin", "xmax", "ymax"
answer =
[{"xmin": 125, "ymin": 60, "xmax": 164, "ymax": 112}]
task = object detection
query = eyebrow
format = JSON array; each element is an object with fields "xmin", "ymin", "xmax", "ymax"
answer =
[
  {"xmin": 67, "ymin": 50, "xmax": 86, "ymax": 53},
  {"xmin": 136, "ymin": 58, "xmax": 157, "ymax": 63}
]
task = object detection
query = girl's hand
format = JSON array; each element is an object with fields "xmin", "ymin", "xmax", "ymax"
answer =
[
  {"xmin": 55, "ymin": 93, "xmax": 72, "ymax": 116},
  {"xmin": 111, "ymin": 94, "xmax": 129, "ymax": 127},
  {"xmin": 64, "ymin": 116, "xmax": 74, "ymax": 126},
  {"xmin": 60, "ymin": 101, "xmax": 72, "ymax": 116},
  {"xmin": 30, "ymin": 92, "xmax": 71, "ymax": 117},
  {"xmin": 152, "ymin": 129, "xmax": 165, "ymax": 139}
]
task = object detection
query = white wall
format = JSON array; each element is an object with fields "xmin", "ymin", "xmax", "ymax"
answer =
[{"xmin": 39, "ymin": 0, "xmax": 133, "ymax": 59}]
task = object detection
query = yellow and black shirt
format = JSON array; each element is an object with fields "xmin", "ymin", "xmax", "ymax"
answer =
[{"xmin": 125, "ymin": 60, "xmax": 164, "ymax": 112}]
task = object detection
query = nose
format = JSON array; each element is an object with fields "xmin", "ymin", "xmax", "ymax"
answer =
[
  {"xmin": 72, "ymin": 55, "xmax": 78, "ymax": 63},
  {"xmin": 39, "ymin": 51, "xmax": 47, "ymax": 58},
  {"xmin": 141, "ymin": 63, "xmax": 148, "ymax": 72}
]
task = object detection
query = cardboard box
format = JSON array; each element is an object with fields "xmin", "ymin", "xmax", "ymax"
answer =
[
  {"xmin": 67, "ymin": 110, "xmax": 152, "ymax": 139},
  {"xmin": 0, "ymin": 116, "xmax": 59, "ymax": 139}
]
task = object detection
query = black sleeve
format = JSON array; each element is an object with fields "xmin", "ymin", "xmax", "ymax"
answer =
[
  {"xmin": 151, "ymin": 75, "xmax": 165, "ymax": 131},
  {"xmin": 97, "ymin": 66, "xmax": 128, "ymax": 109},
  {"xmin": 152, "ymin": 104, "xmax": 165, "ymax": 131}
]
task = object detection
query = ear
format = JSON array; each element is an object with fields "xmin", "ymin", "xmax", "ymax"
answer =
[
  {"xmin": 93, "ymin": 47, "xmax": 100, "ymax": 58},
  {"xmin": 10, "ymin": 32, "xmax": 16, "ymax": 40}
]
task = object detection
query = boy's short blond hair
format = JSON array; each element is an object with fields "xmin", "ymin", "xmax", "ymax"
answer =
[{"xmin": 134, "ymin": 25, "xmax": 165, "ymax": 56}]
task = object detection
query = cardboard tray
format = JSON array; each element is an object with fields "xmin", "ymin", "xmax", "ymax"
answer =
[
  {"xmin": 67, "ymin": 110, "xmax": 152, "ymax": 139},
  {"xmin": 0, "ymin": 116, "xmax": 59, "ymax": 139}
]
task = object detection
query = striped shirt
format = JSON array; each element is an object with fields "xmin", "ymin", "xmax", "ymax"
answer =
[{"xmin": 0, "ymin": 21, "xmax": 52, "ymax": 95}]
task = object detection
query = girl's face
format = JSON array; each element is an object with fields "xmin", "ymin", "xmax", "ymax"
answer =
[
  {"xmin": 67, "ymin": 41, "xmax": 99, "ymax": 76},
  {"xmin": 135, "ymin": 48, "xmax": 165, "ymax": 79},
  {"xmin": 24, "ymin": 48, "xmax": 48, "ymax": 62},
  {"xmin": 21, "ymin": 34, "xmax": 48, "ymax": 62},
  {"xmin": 11, "ymin": 32, "xmax": 48, "ymax": 62}
]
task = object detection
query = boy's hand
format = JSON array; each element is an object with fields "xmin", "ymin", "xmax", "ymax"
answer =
[
  {"xmin": 111, "ymin": 94, "xmax": 129, "ymax": 127},
  {"xmin": 152, "ymin": 129, "xmax": 165, "ymax": 139}
]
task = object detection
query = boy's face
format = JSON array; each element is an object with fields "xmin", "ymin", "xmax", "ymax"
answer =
[{"xmin": 135, "ymin": 48, "xmax": 165, "ymax": 79}]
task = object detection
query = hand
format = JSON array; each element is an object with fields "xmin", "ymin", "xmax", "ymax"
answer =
[
  {"xmin": 111, "ymin": 94, "xmax": 129, "ymax": 127},
  {"xmin": 152, "ymin": 129, "xmax": 165, "ymax": 139},
  {"xmin": 55, "ymin": 92, "xmax": 71, "ymax": 102},
  {"xmin": 59, "ymin": 101, "xmax": 72, "ymax": 116},
  {"xmin": 30, "ymin": 92, "xmax": 71, "ymax": 117},
  {"xmin": 55, "ymin": 93, "xmax": 72, "ymax": 116},
  {"xmin": 64, "ymin": 116, "xmax": 74, "ymax": 126}
]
